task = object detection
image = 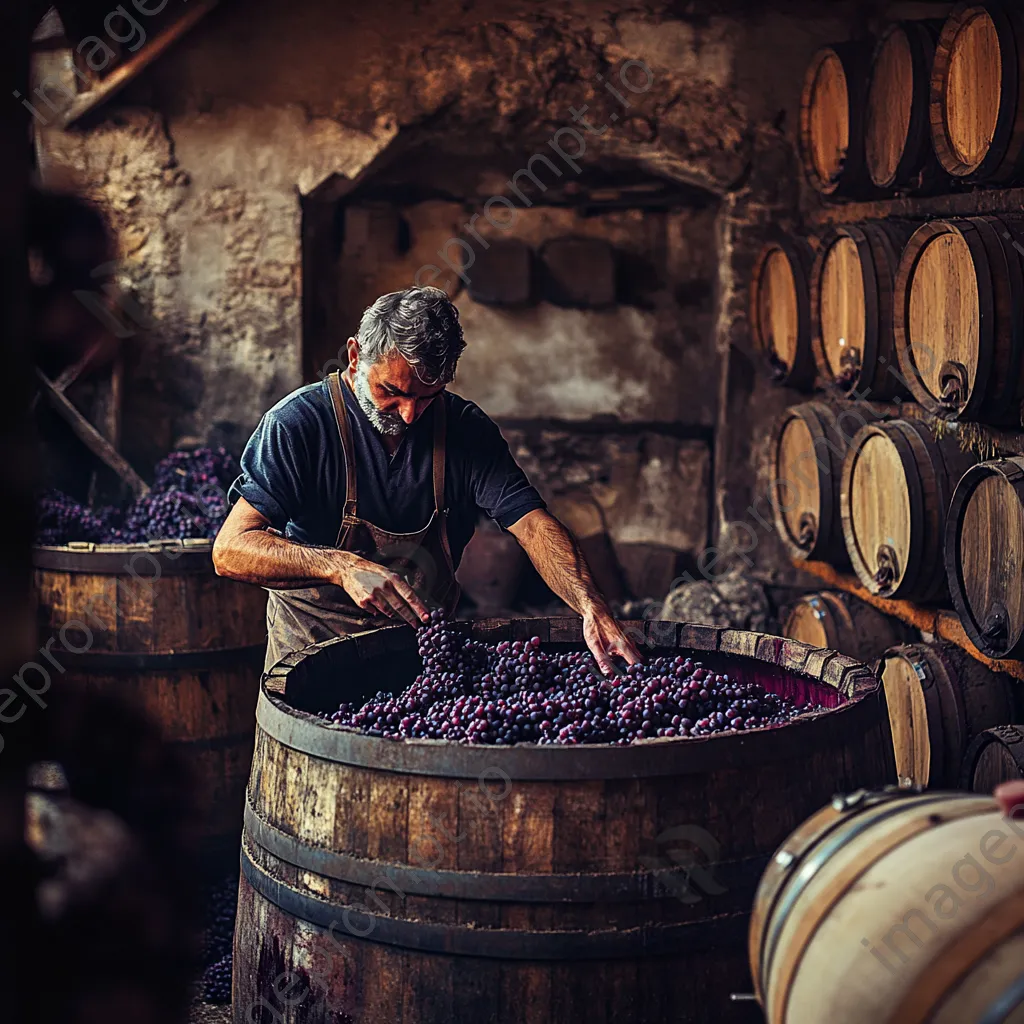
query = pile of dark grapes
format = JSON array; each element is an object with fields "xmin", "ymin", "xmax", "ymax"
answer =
[
  {"xmin": 324, "ymin": 610, "xmax": 824, "ymax": 746},
  {"xmin": 36, "ymin": 446, "xmax": 238, "ymax": 545},
  {"xmin": 200, "ymin": 873, "xmax": 237, "ymax": 1004}
]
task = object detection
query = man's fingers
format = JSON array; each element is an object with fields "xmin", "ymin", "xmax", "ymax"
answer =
[
  {"xmin": 995, "ymin": 781, "xmax": 1024, "ymax": 817},
  {"xmin": 393, "ymin": 578, "xmax": 431, "ymax": 623},
  {"xmin": 380, "ymin": 583, "xmax": 423, "ymax": 628},
  {"xmin": 613, "ymin": 636, "xmax": 644, "ymax": 665}
]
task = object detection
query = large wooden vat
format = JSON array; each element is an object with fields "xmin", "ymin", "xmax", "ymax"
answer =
[
  {"xmin": 782, "ymin": 591, "xmax": 912, "ymax": 663},
  {"xmin": 961, "ymin": 724, "xmax": 1024, "ymax": 790},
  {"xmin": 810, "ymin": 222, "xmax": 912, "ymax": 398},
  {"xmin": 234, "ymin": 618, "xmax": 895, "ymax": 1024},
  {"xmin": 865, "ymin": 21, "xmax": 944, "ymax": 192},
  {"xmin": 750, "ymin": 236, "xmax": 816, "ymax": 388},
  {"xmin": 840, "ymin": 419, "xmax": 978, "ymax": 601},
  {"xmin": 771, "ymin": 401, "xmax": 879, "ymax": 565},
  {"xmin": 946, "ymin": 457, "xmax": 1024, "ymax": 659},
  {"xmin": 880, "ymin": 641, "xmax": 1017, "ymax": 788},
  {"xmin": 800, "ymin": 42, "xmax": 875, "ymax": 197},
  {"xmin": 894, "ymin": 216, "xmax": 1024, "ymax": 423},
  {"xmin": 750, "ymin": 788, "xmax": 1024, "ymax": 1023},
  {"xmin": 930, "ymin": 1, "xmax": 1024, "ymax": 184},
  {"xmin": 33, "ymin": 540, "xmax": 266, "ymax": 851}
]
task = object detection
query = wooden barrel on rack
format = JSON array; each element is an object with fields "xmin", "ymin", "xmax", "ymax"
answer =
[
  {"xmin": 840, "ymin": 419, "xmax": 978, "ymax": 601},
  {"xmin": 810, "ymin": 222, "xmax": 913, "ymax": 398},
  {"xmin": 771, "ymin": 402, "xmax": 881, "ymax": 565},
  {"xmin": 800, "ymin": 42, "xmax": 876, "ymax": 197},
  {"xmin": 894, "ymin": 216, "xmax": 1024, "ymax": 423},
  {"xmin": 946, "ymin": 457, "xmax": 1024, "ymax": 659},
  {"xmin": 749, "ymin": 788, "xmax": 1024, "ymax": 1024},
  {"xmin": 235, "ymin": 618, "xmax": 895, "ymax": 1024},
  {"xmin": 930, "ymin": 1, "xmax": 1024, "ymax": 184},
  {"xmin": 782, "ymin": 591, "xmax": 912, "ymax": 662},
  {"xmin": 866, "ymin": 21, "xmax": 944, "ymax": 191},
  {"xmin": 33, "ymin": 540, "xmax": 267, "ymax": 852},
  {"xmin": 750, "ymin": 236, "xmax": 816, "ymax": 388},
  {"xmin": 880, "ymin": 641, "xmax": 1017, "ymax": 788},
  {"xmin": 961, "ymin": 724, "xmax": 1024, "ymax": 790}
]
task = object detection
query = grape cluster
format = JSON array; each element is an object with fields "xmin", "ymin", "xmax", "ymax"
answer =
[
  {"xmin": 324, "ymin": 610, "xmax": 823, "ymax": 746},
  {"xmin": 200, "ymin": 873, "xmax": 237, "ymax": 1004},
  {"xmin": 36, "ymin": 447, "xmax": 238, "ymax": 545}
]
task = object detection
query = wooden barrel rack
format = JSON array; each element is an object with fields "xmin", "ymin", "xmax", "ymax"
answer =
[
  {"xmin": 750, "ymin": 787, "xmax": 1024, "ymax": 1023},
  {"xmin": 32, "ymin": 540, "xmax": 267, "ymax": 853},
  {"xmin": 233, "ymin": 617, "xmax": 894, "ymax": 1024},
  {"xmin": 879, "ymin": 640, "xmax": 1018, "ymax": 788}
]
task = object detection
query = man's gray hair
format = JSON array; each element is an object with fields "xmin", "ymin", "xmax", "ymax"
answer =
[{"xmin": 357, "ymin": 286, "xmax": 466, "ymax": 385}]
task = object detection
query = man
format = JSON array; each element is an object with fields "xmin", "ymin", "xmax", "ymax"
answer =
[{"xmin": 213, "ymin": 285, "xmax": 642, "ymax": 676}]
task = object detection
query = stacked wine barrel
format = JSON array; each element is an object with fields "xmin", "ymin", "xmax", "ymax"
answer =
[
  {"xmin": 782, "ymin": 591, "xmax": 911, "ymax": 663},
  {"xmin": 799, "ymin": 4, "xmax": 1024, "ymax": 199}
]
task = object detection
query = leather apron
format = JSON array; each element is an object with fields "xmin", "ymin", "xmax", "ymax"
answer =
[{"xmin": 262, "ymin": 371, "xmax": 460, "ymax": 673}]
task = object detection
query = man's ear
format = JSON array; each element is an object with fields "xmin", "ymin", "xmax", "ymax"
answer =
[{"xmin": 346, "ymin": 337, "xmax": 359, "ymax": 374}]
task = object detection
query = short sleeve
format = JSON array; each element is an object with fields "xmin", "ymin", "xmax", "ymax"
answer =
[
  {"xmin": 227, "ymin": 403, "xmax": 313, "ymax": 529},
  {"xmin": 458, "ymin": 402, "xmax": 546, "ymax": 529}
]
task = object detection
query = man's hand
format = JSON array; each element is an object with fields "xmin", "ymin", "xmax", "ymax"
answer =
[
  {"xmin": 332, "ymin": 553, "xmax": 431, "ymax": 628},
  {"xmin": 995, "ymin": 781, "xmax": 1024, "ymax": 818},
  {"xmin": 583, "ymin": 604, "xmax": 644, "ymax": 677}
]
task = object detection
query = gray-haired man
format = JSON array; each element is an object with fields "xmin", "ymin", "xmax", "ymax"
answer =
[{"xmin": 213, "ymin": 286, "xmax": 640, "ymax": 674}]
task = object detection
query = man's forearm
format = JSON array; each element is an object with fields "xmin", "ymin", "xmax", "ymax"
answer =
[
  {"xmin": 213, "ymin": 529, "xmax": 347, "ymax": 590},
  {"xmin": 509, "ymin": 510, "xmax": 607, "ymax": 616}
]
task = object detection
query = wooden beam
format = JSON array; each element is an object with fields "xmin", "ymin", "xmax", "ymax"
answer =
[
  {"xmin": 797, "ymin": 559, "xmax": 1024, "ymax": 682},
  {"xmin": 61, "ymin": 0, "xmax": 219, "ymax": 128},
  {"xmin": 804, "ymin": 186, "xmax": 1024, "ymax": 228},
  {"xmin": 35, "ymin": 368, "xmax": 149, "ymax": 497}
]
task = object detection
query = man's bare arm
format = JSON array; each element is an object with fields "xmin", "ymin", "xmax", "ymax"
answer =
[
  {"xmin": 507, "ymin": 508, "xmax": 642, "ymax": 674},
  {"xmin": 212, "ymin": 497, "xmax": 430, "ymax": 626}
]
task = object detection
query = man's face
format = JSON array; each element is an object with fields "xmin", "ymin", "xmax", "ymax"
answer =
[{"xmin": 348, "ymin": 341, "xmax": 445, "ymax": 436}]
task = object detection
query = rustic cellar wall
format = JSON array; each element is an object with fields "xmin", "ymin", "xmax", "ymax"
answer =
[{"xmin": 35, "ymin": 0, "xmax": 867, "ymax": 578}]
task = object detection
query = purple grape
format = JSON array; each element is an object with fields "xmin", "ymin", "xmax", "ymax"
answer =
[
  {"xmin": 35, "ymin": 446, "xmax": 240, "ymax": 545},
  {"xmin": 328, "ymin": 610, "xmax": 825, "ymax": 747}
]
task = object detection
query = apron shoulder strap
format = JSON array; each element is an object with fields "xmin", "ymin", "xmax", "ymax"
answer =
[
  {"xmin": 432, "ymin": 395, "xmax": 447, "ymax": 514},
  {"xmin": 327, "ymin": 371, "xmax": 358, "ymax": 520}
]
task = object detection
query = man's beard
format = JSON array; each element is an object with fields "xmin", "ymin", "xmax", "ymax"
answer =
[{"xmin": 353, "ymin": 364, "xmax": 406, "ymax": 437}]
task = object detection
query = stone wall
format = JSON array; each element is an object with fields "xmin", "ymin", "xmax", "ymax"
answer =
[{"xmin": 33, "ymin": 0, "xmax": 871, "ymax": 578}]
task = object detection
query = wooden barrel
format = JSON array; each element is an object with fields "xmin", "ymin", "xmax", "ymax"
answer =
[
  {"xmin": 840, "ymin": 419, "xmax": 978, "ymax": 601},
  {"xmin": 810, "ymin": 222, "xmax": 913, "ymax": 398},
  {"xmin": 749, "ymin": 788, "xmax": 1024, "ymax": 1023},
  {"xmin": 930, "ymin": 1, "xmax": 1024, "ymax": 183},
  {"xmin": 800, "ymin": 42, "xmax": 876, "ymax": 196},
  {"xmin": 782, "ymin": 591, "xmax": 912, "ymax": 662},
  {"xmin": 32, "ymin": 540, "xmax": 267, "ymax": 852},
  {"xmin": 961, "ymin": 724, "xmax": 1024, "ymax": 789},
  {"xmin": 880, "ymin": 641, "xmax": 1017, "ymax": 788},
  {"xmin": 894, "ymin": 216, "xmax": 1024, "ymax": 423},
  {"xmin": 771, "ymin": 402, "xmax": 881, "ymax": 565},
  {"xmin": 750, "ymin": 236, "xmax": 816, "ymax": 388},
  {"xmin": 235, "ymin": 618, "xmax": 895, "ymax": 1024},
  {"xmin": 866, "ymin": 21, "xmax": 944, "ymax": 192},
  {"xmin": 946, "ymin": 457, "xmax": 1024, "ymax": 659}
]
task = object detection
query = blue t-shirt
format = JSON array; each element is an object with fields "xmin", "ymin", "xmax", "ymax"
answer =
[{"xmin": 227, "ymin": 378, "xmax": 545, "ymax": 569}]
